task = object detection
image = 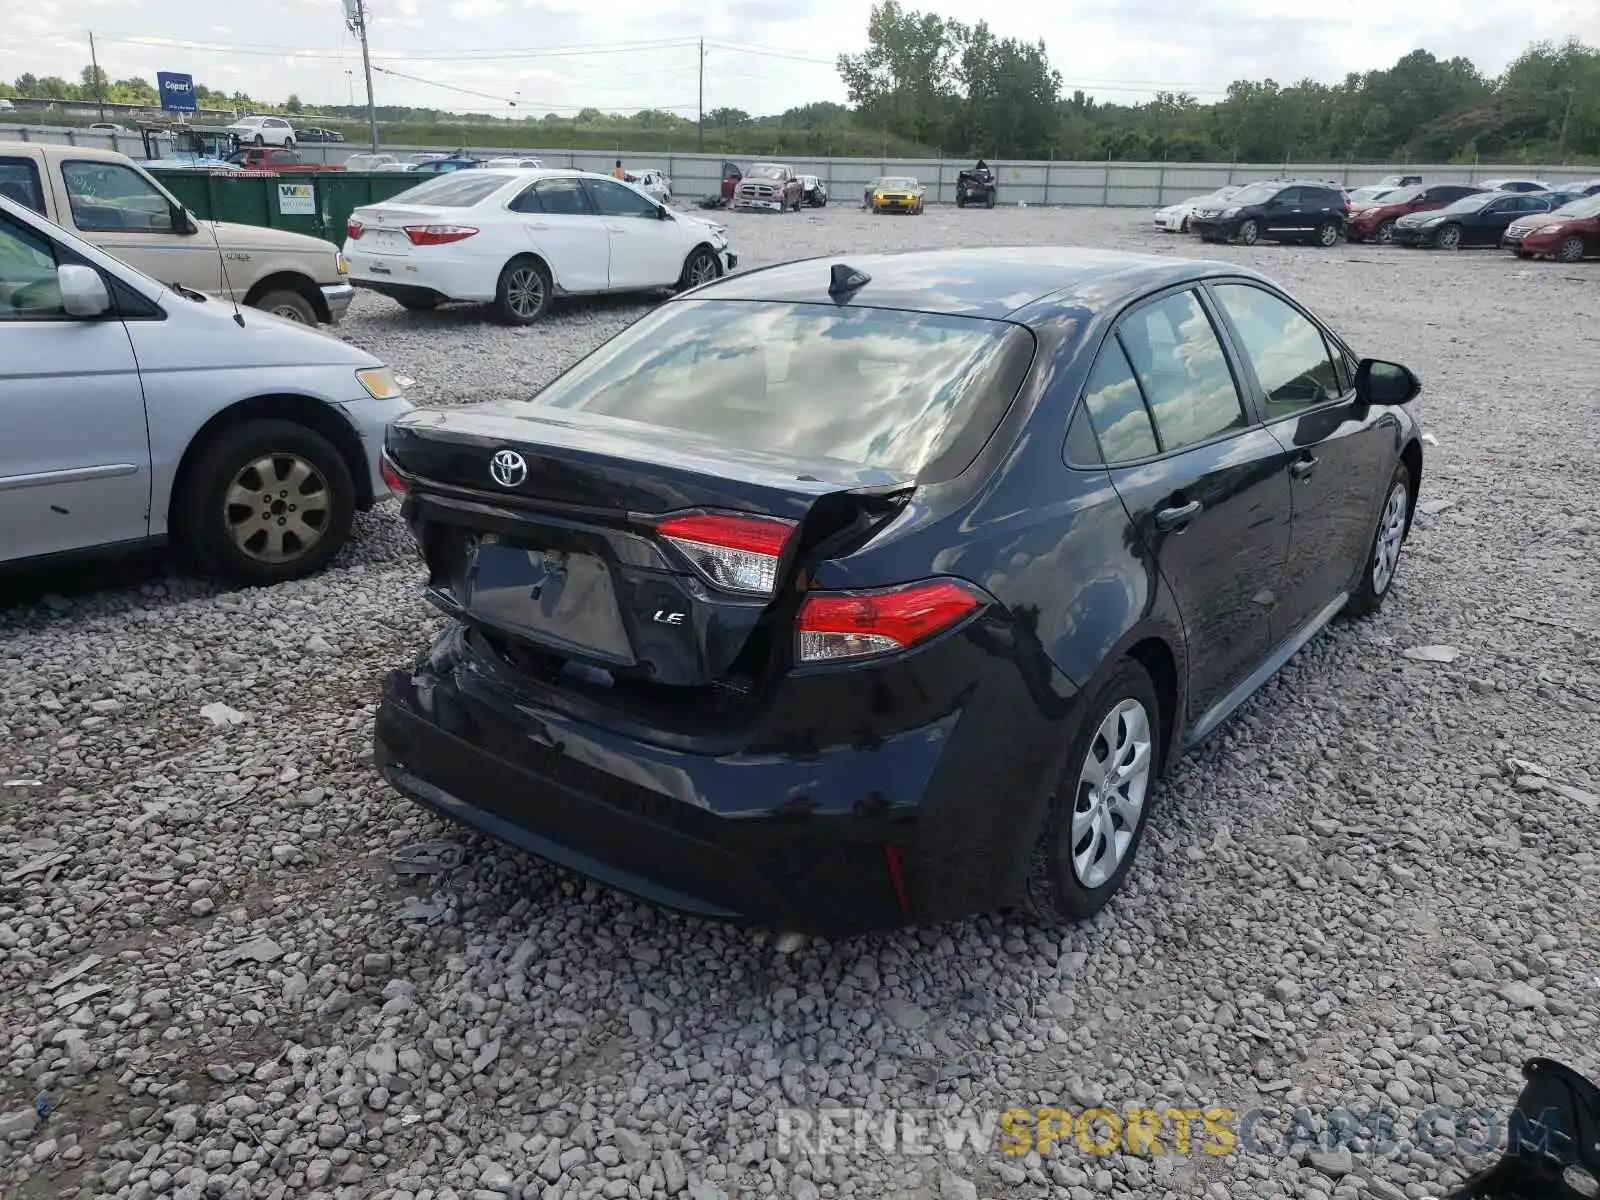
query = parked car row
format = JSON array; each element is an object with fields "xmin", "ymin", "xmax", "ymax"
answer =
[{"xmin": 1154, "ymin": 174, "xmax": 1600, "ymax": 260}]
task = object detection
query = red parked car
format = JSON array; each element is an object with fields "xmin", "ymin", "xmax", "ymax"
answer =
[
  {"xmin": 1346, "ymin": 183, "xmax": 1485, "ymax": 244},
  {"xmin": 1502, "ymin": 194, "xmax": 1600, "ymax": 262}
]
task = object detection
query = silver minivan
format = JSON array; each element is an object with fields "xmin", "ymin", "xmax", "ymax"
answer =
[{"xmin": 0, "ymin": 194, "xmax": 411, "ymax": 585}]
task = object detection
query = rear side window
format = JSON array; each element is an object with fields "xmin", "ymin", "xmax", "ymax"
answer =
[
  {"xmin": 0, "ymin": 158, "xmax": 45, "ymax": 213},
  {"xmin": 1211, "ymin": 284, "xmax": 1341, "ymax": 412},
  {"xmin": 532, "ymin": 178, "xmax": 595, "ymax": 216},
  {"xmin": 529, "ymin": 299, "xmax": 1035, "ymax": 481},
  {"xmin": 1117, "ymin": 291, "xmax": 1247, "ymax": 453},
  {"xmin": 1081, "ymin": 338, "xmax": 1158, "ymax": 463},
  {"xmin": 509, "ymin": 184, "xmax": 543, "ymax": 214}
]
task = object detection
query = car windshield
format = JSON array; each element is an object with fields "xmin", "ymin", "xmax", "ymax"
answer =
[
  {"xmin": 1348, "ymin": 186, "xmax": 1392, "ymax": 203},
  {"xmin": 389, "ymin": 172, "xmax": 510, "ymax": 207},
  {"xmin": 880, "ymin": 178, "xmax": 917, "ymax": 190},
  {"xmin": 748, "ymin": 164, "xmax": 787, "ymax": 180},
  {"xmin": 1441, "ymin": 194, "xmax": 1495, "ymax": 214},
  {"xmin": 1382, "ymin": 186, "xmax": 1424, "ymax": 204},
  {"xmin": 1555, "ymin": 195, "xmax": 1600, "ymax": 219},
  {"xmin": 527, "ymin": 299, "xmax": 1036, "ymax": 480},
  {"xmin": 1226, "ymin": 182, "xmax": 1281, "ymax": 205}
]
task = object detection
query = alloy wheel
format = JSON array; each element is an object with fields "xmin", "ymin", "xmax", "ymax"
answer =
[
  {"xmin": 505, "ymin": 267, "xmax": 544, "ymax": 319},
  {"xmin": 271, "ymin": 301, "xmax": 309, "ymax": 323},
  {"xmin": 1558, "ymin": 236, "xmax": 1586, "ymax": 263},
  {"xmin": 1239, "ymin": 220, "xmax": 1259, "ymax": 246},
  {"xmin": 1069, "ymin": 699, "xmax": 1153, "ymax": 889},
  {"xmin": 687, "ymin": 253, "xmax": 718, "ymax": 288},
  {"xmin": 1437, "ymin": 224, "xmax": 1461, "ymax": 250},
  {"xmin": 1318, "ymin": 222, "xmax": 1339, "ymax": 247},
  {"xmin": 1376, "ymin": 220, "xmax": 1396, "ymax": 245},
  {"xmin": 1372, "ymin": 481, "xmax": 1408, "ymax": 594},
  {"xmin": 223, "ymin": 454, "xmax": 331, "ymax": 563}
]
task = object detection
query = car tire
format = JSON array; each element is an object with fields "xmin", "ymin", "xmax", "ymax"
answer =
[
  {"xmin": 1019, "ymin": 658, "xmax": 1162, "ymax": 923},
  {"xmin": 956, "ymin": 194, "xmax": 966, "ymax": 208},
  {"xmin": 1343, "ymin": 460, "xmax": 1412, "ymax": 618},
  {"xmin": 1375, "ymin": 219, "xmax": 1397, "ymax": 245},
  {"xmin": 677, "ymin": 246, "xmax": 720, "ymax": 292},
  {"xmin": 985, "ymin": 192, "xmax": 996, "ymax": 209},
  {"xmin": 1435, "ymin": 223, "xmax": 1462, "ymax": 250},
  {"xmin": 253, "ymin": 288, "xmax": 317, "ymax": 325},
  {"xmin": 284, "ymin": 138, "xmax": 295, "ymax": 150},
  {"xmin": 395, "ymin": 295, "xmax": 440, "ymax": 312},
  {"xmin": 1237, "ymin": 218, "xmax": 1260, "ymax": 246},
  {"xmin": 1179, "ymin": 216, "xmax": 1189, "ymax": 233},
  {"xmin": 1558, "ymin": 235, "xmax": 1586, "ymax": 263},
  {"xmin": 181, "ymin": 418, "xmax": 355, "ymax": 587},
  {"xmin": 492, "ymin": 256, "xmax": 552, "ymax": 325},
  {"xmin": 1316, "ymin": 220, "xmax": 1340, "ymax": 247}
]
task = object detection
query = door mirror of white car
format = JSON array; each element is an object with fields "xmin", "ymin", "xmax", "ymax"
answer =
[
  {"xmin": 657, "ymin": 205, "xmax": 672, "ymax": 220},
  {"xmin": 58, "ymin": 264, "xmax": 113, "ymax": 318}
]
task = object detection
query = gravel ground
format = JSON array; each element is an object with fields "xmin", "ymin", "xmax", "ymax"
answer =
[{"xmin": 2, "ymin": 204, "xmax": 1598, "ymax": 1200}]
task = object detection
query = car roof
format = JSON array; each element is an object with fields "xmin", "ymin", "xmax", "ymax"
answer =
[
  {"xmin": 690, "ymin": 247, "xmax": 1249, "ymax": 321},
  {"xmin": 6, "ymin": 144, "xmax": 134, "ymax": 166}
]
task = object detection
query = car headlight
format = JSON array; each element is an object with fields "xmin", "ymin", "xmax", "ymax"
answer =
[
  {"xmin": 1421, "ymin": 216, "xmax": 1446, "ymax": 225},
  {"xmin": 1221, "ymin": 207, "xmax": 1239, "ymax": 218},
  {"xmin": 1541, "ymin": 223, "xmax": 1564, "ymax": 234},
  {"xmin": 356, "ymin": 366, "xmax": 405, "ymax": 400}
]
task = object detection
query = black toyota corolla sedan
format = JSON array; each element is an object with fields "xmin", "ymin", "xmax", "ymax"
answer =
[{"xmin": 375, "ymin": 248, "xmax": 1425, "ymax": 934}]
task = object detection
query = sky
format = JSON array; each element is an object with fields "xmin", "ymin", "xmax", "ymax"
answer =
[{"xmin": 7, "ymin": 0, "xmax": 1595, "ymax": 118}]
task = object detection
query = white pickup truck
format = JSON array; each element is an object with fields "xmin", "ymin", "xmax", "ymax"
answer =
[{"xmin": 0, "ymin": 143, "xmax": 353, "ymax": 325}]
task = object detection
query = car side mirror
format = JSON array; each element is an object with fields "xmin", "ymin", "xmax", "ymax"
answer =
[
  {"xmin": 174, "ymin": 206, "xmax": 198, "ymax": 234},
  {"xmin": 1355, "ymin": 358, "xmax": 1420, "ymax": 406},
  {"xmin": 657, "ymin": 204, "xmax": 672, "ymax": 220},
  {"xmin": 58, "ymin": 264, "xmax": 112, "ymax": 318}
]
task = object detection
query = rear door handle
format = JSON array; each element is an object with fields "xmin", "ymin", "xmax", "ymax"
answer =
[
  {"xmin": 1155, "ymin": 500, "xmax": 1202, "ymax": 531},
  {"xmin": 605, "ymin": 224, "xmax": 626, "ymax": 233},
  {"xmin": 1289, "ymin": 456, "xmax": 1319, "ymax": 480},
  {"xmin": 527, "ymin": 222, "xmax": 550, "ymax": 231}
]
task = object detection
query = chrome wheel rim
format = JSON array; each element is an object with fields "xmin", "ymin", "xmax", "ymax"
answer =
[
  {"xmin": 1372, "ymin": 482, "xmax": 1408, "ymax": 594},
  {"xmin": 1559, "ymin": 236, "xmax": 1584, "ymax": 263},
  {"xmin": 1438, "ymin": 225, "xmax": 1460, "ymax": 249},
  {"xmin": 506, "ymin": 268, "xmax": 543, "ymax": 318},
  {"xmin": 271, "ymin": 302, "xmax": 308, "ymax": 323},
  {"xmin": 1319, "ymin": 223, "xmax": 1338, "ymax": 246},
  {"xmin": 1069, "ymin": 699, "xmax": 1152, "ymax": 889},
  {"xmin": 1240, "ymin": 221, "xmax": 1258, "ymax": 245},
  {"xmin": 224, "ymin": 454, "xmax": 331, "ymax": 563},
  {"xmin": 688, "ymin": 253, "xmax": 718, "ymax": 287}
]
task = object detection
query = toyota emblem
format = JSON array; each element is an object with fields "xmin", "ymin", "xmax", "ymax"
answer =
[{"xmin": 489, "ymin": 449, "xmax": 528, "ymax": 488}]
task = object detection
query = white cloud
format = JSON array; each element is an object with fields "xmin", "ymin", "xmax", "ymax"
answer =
[{"xmin": 0, "ymin": 0, "xmax": 1588, "ymax": 116}]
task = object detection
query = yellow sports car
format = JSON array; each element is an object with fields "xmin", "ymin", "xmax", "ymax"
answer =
[{"xmin": 870, "ymin": 177, "xmax": 926, "ymax": 214}]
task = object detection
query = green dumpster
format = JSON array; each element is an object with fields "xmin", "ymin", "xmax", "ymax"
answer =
[{"xmin": 146, "ymin": 170, "xmax": 424, "ymax": 246}]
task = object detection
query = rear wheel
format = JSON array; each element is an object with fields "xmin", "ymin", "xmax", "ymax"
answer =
[
  {"xmin": 283, "ymin": 138, "xmax": 295, "ymax": 150},
  {"xmin": 1375, "ymin": 219, "xmax": 1397, "ymax": 245},
  {"xmin": 253, "ymin": 288, "xmax": 317, "ymax": 325},
  {"xmin": 182, "ymin": 418, "xmax": 355, "ymax": 586},
  {"xmin": 1020, "ymin": 659, "xmax": 1161, "ymax": 922},
  {"xmin": 1179, "ymin": 216, "xmax": 1189, "ymax": 233},
  {"xmin": 492, "ymin": 256, "xmax": 551, "ymax": 325},
  {"xmin": 985, "ymin": 191, "xmax": 995, "ymax": 209},
  {"xmin": 253, "ymin": 134, "xmax": 265, "ymax": 146},
  {"xmin": 1435, "ymin": 223, "xmax": 1463, "ymax": 250},
  {"xmin": 1344, "ymin": 461, "xmax": 1411, "ymax": 617},
  {"xmin": 1558, "ymin": 235, "xmax": 1586, "ymax": 263},
  {"xmin": 956, "ymin": 193, "xmax": 966, "ymax": 208},
  {"xmin": 1237, "ymin": 218, "xmax": 1260, "ymax": 246},
  {"xmin": 1316, "ymin": 220, "xmax": 1340, "ymax": 247}
]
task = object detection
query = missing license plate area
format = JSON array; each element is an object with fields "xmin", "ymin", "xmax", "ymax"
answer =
[{"xmin": 465, "ymin": 541, "xmax": 635, "ymax": 665}]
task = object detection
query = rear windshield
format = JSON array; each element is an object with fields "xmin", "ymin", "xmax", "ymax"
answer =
[
  {"xmin": 389, "ymin": 173, "xmax": 510, "ymax": 207},
  {"xmin": 1227, "ymin": 182, "xmax": 1281, "ymax": 205},
  {"xmin": 529, "ymin": 300, "xmax": 1036, "ymax": 480}
]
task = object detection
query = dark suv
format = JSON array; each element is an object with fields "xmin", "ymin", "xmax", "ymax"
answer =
[{"xmin": 1190, "ymin": 180, "xmax": 1347, "ymax": 247}]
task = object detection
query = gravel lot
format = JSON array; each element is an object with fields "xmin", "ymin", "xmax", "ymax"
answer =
[{"xmin": 3, "ymin": 204, "xmax": 1598, "ymax": 1200}]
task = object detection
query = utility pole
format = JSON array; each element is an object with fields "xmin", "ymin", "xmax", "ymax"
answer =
[
  {"xmin": 697, "ymin": 39, "xmax": 705, "ymax": 153},
  {"xmin": 88, "ymin": 31, "xmax": 106, "ymax": 122},
  {"xmin": 1556, "ymin": 85, "xmax": 1576, "ymax": 163},
  {"xmin": 346, "ymin": 0, "xmax": 380, "ymax": 151}
]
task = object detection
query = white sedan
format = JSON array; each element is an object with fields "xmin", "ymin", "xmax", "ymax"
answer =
[
  {"xmin": 627, "ymin": 169, "xmax": 672, "ymax": 204},
  {"xmin": 342, "ymin": 168, "xmax": 735, "ymax": 324},
  {"xmin": 1154, "ymin": 185, "xmax": 1240, "ymax": 233}
]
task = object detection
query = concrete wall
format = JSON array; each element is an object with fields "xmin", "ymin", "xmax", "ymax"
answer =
[{"xmin": 5, "ymin": 124, "xmax": 1595, "ymax": 207}]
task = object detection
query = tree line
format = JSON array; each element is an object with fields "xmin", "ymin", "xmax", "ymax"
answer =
[{"xmin": 6, "ymin": 13, "xmax": 1597, "ymax": 165}]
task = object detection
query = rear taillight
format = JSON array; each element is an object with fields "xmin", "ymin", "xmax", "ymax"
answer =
[
  {"xmin": 654, "ymin": 512, "xmax": 797, "ymax": 597},
  {"xmin": 379, "ymin": 451, "xmax": 409, "ymax": 496},
  {"xmin": 403, "ymin": 224, "xmax": 478, "ymax": 246},
  {"xmin": 346, "ymin": 218, "xmax": 363, "ymax": 240},
  {"xmin": 796, "ymin": 579, "xmax": 985, "ymax": 664}
]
